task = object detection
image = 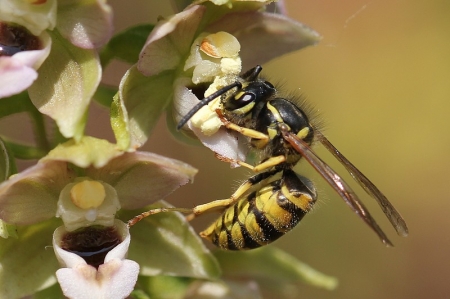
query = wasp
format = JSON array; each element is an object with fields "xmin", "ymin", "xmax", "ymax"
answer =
[{"xmin": 128, "ymin": 65, "xmax": 408, "ymax": 249}]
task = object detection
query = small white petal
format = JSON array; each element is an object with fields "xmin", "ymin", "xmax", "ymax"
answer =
[
  {"xmin": 53, "ymin": 221, "xmax": 139, "ymax": 299},
  {"xmin": 0, "ymin": 31, "xmax": 51, "ymax": 98},
  {"xmin": 0, "ymin": 58, "xmax": 37, "ymax": 98}
]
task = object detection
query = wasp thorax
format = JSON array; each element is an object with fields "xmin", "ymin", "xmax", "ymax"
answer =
[
  {"xmin": 0, "ymin": 22, "xmax": 41, "ymax": 56},
  {"xmin": 59, "ymin": 226, "xmax": 122, "ymax": 269}
]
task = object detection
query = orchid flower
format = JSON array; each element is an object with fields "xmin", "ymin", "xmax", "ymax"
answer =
[
  {"xmin": 0, "ymin": 0, "xmax": 113, "ymax": 141},
  {"xmin": 111, "ymin": 0, "xmax": 321, "ymax": 159},
  {"xmin": 0, "ymin": 136, "xmax": 221, "ymax": 298}
]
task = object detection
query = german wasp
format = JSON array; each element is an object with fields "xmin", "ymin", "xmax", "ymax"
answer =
[{"xmin": 129, "ymin": 65, "xmax": 408, "ymax": 249}]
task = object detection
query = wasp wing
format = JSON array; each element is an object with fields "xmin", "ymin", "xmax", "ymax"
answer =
[
  {"xmin": 317, "ymin": 132, "xmax": 408, "ymax": 237},
  {"xmin": 280, "ymin": 125, "xmax": 393, "ymax": 246}
]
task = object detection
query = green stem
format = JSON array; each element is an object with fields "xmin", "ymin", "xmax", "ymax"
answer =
[
  {"xmin": 0, "ymin": 92, "xmax": 33, "ymax": 117},
  {"xmin": 4, "ymin": 140, "xmax": 47, "ymax": 160},
  {"xmin": 27, "ymin": 103, "xmax": 51, "ymax": 152}
]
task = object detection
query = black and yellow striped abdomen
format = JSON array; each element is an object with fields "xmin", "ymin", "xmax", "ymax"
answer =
[{"xmin": 200, "ymin": 170, "xmax": 317, "ymax": 250}]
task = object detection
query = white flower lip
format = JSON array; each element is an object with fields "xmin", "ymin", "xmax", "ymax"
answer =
[
  {"xmin": 53, "ymin": 220, "xmax": 139, "ymax": 299},
  {"xmin": 0, "ymin": 29, "xmax": 51, "ymax": 98}
]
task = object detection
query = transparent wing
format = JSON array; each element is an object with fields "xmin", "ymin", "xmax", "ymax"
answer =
[
  {"xmin": 279, "ymin": 125, "xmax": 394, "ymax": 246},
  {"xmin": 317, "ymin": 131, "xmax": 408, "ymax": 237}
]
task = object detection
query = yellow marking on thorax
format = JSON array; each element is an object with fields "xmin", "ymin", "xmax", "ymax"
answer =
[
  {"xmin": 267, "ymin": 102, "xmax": 284, "ymax": 123},
  {"xmin": 296, "ymin": 127, "xmax": 310, "ymax": 140},
  {"xmin": 267, "ymin": 127, "xmax": 278, "ymax": 140}
]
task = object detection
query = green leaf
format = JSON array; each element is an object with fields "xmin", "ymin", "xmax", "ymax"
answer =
[
  {"xmin": 110, "ymin": 91, "xmax": 131, "ymax": 150},
  {"xmin": 33, "ymin": 282, "xmax": 64, "ymax": 299},
  {"xmin": 0, "ymin": 218, "xmax": 61, "ymax": 298},
  {"xmin": 100, "ymin": 24, "xmax": 155, "ymax": 66},
  {"xmin": 0, "ymin": 136, "xmax": 17, "ymax": 181},
  {"xmin": 28, "ymin": 29, "xmax": 101, "ymax": 142},
  {"xmin": 112, "ymin": 65, "xmax": 173, "ymax": 150},
  {"xmin": 122, "ymin": 201, "xmax": 221, "ymax": 280},
  {"xmin": 214, "ymin": 246, "xmax": 338, "ymax": 294},
  {"xmin": 135, "ymin": 276, "xmax": 193, "ymax": 299},
  {"xmin": 94, "ymin": 84, "xmax": 117, "ymax": 107},
  {"xmin": 130, "ymin": 288, "xmax": 151, "ymax": 299}
]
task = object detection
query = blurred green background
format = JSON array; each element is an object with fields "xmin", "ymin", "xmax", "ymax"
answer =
[
  {"xmin": 106, "ymin": 0, "xmax": 450, "ymax": 298},
  {"xmin": 2, "ymin": 0, "xmax": 449, "ymax": 298}
]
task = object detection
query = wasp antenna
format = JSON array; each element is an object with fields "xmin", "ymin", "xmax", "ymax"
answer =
[
  {"xmin": 176, "ymin": 81, "xmax": 242, "ymax": 130},
  {"xmin": 241, "ymin": 65, "xmax": 263, "ymax": 81}
]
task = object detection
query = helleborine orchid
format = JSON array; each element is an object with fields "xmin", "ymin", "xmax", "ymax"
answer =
[{"xmin": 0, "ymin": 136, "xmax": 220, "ymax": 298}]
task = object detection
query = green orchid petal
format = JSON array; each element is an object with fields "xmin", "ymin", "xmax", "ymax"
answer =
[
  {"xmin": 88, "ymin": 151, "xmax": 197, "ymax": 210},
  {"xmin": 207, "ymin": 10, "xmax": 321, "ymax": 69},
  {"xmin": 0, "ymin": 218, "xmax": 60, "ymax": 299},
  {"xmin": 214, "ymin": 246, "xmax": 338, "ymax": 293},
  {"xmin": 57, "ymin": 0, "xmax": 113, "ymax": 49},
  {"xmin": 0, "ymin": 161, "xmax": 75, "ymax": 225},
  {"xmin": 111, "ymin": 91, "xmax": 131, "ymax": 150},
  {"xmin": 112, "ymin": 65, "xmax": 174, "ymax": 150},
  {"xmin": 28, "ymin": 30, "xmax": 101, "ymax": 141},
  {"xmin": 122, "ymin": 201, "xmax": 221, "ymax": 279},
  {"xmin": 42, "ymin": 136, "xmax": 123, "ymax": 169},
  {"xmin": 0, "ymin": 0, "xmax": 57, "ymax": 36},
  {"xmin": 138, "ymin": 5, "xmax": 206, "ymax": 77}
]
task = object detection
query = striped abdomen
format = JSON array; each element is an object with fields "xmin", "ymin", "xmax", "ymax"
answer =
[{"xmin": 200, "ymin": 170, "xmax": 317, "ymax": 250}]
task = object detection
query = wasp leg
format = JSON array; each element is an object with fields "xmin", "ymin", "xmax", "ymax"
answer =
[
  {"xmin": 127, "ymin": 207, "xmax": 193, "ymax": 227},
  {"xmin": 215, "ymin": 152, "xmax": 286, "ymax": 173},
  {"xmin": 215, "ymin": 109, "xmax": 270, "ymax": 141},
  {"xmin": 192, "ymin": 168, "xmax": 281, "ymax": 216}
]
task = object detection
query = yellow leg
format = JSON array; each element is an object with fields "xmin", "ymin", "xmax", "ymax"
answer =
[
  {"xmin": 253, "ymin": 156, "xmax": 286, "ymax": 172},
  {"xmin": 215, "ymin": 153, "xmax": 286, "ymax": 173},
  {"xmin": 128, "ymin": 170, "xmax": 281, "ymax": 228},
  {"xmin": 127, "ymin": 207, "xmax": 193, "ymax": 227},
  {"xmin": 215, "ymin": 109, "xmax": 269, "ymax": 141}
]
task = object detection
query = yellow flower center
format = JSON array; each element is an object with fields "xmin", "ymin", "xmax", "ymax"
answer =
[{"xmin": 70, "ymin": 180, "xmax": 106, "ymax": 210}]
